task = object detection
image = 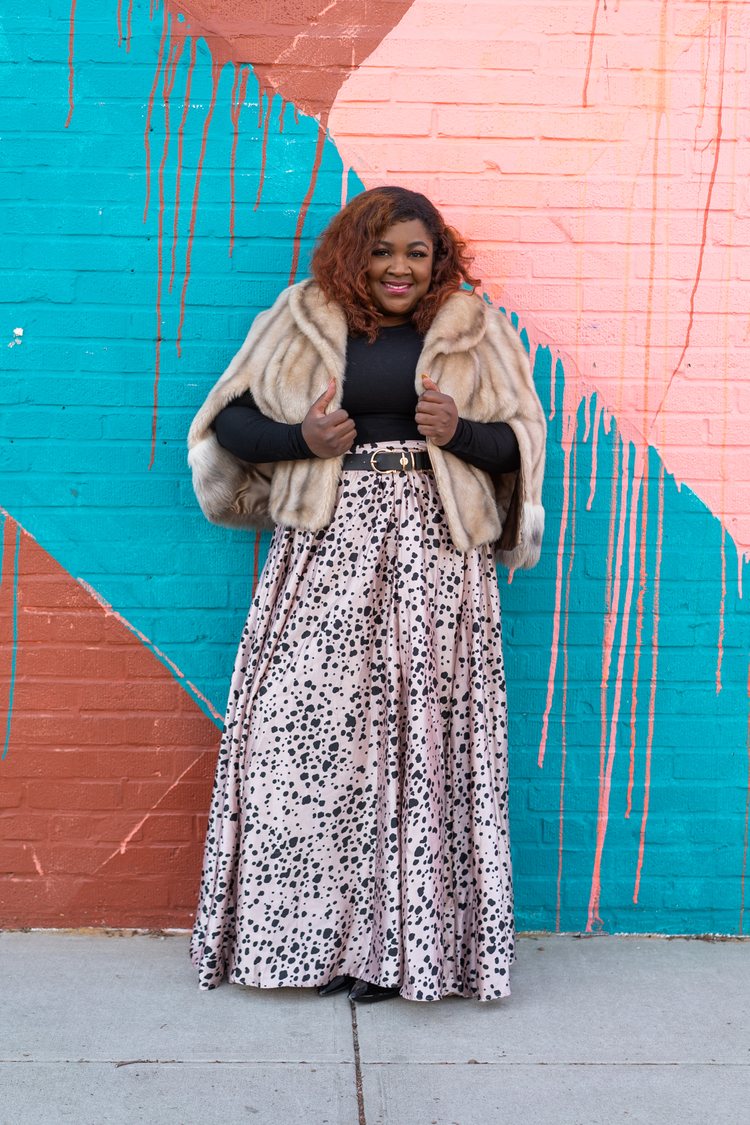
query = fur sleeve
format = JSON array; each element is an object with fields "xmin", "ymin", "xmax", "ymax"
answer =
[
  {"xmin": 482, "ymin": 309, "xmax": 547, "ymax": 569},
  {"xmin": 187, "ymin": 285, "xmax": 299, "ymax": 449},
  {"xmin": 186, "ymin": 286, "xmax": 299, "ymax": 528}
]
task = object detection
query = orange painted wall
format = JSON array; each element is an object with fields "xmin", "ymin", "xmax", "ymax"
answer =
[{"xmin": 0, "ymin": 520, "xmax": 216, "ymax": 927}]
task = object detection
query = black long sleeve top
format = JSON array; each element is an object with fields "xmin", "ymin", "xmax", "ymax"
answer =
[{"xmin": 213, "ymin": 320, "xmax": 521, "ymax": 476}]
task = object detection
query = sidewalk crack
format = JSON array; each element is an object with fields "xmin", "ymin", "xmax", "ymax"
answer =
[{"xmin": 349, "ymin": 1001, "xmax": 367, "ymax": 1125}]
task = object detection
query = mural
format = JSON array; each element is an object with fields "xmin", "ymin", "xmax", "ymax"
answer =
[{"xmin": 1, "ymin": 0, "xmax": 748, "ymax": 934}]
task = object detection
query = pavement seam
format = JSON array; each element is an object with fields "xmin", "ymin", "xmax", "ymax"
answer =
[
  {"xmin": 3, "ymin": 1059, "xmax": 750, "ymax": 1068},
  {"xmin": 346, "ymin": 1060, "xmax": 750, "ymax": 1068},
  {"xmin": 349, "ymin": 1002, "xmax": 367, "ymax": 1125},
  {"xmin": 0, "ymin": 1060, "xmax": 359, "ymax": 1067}
]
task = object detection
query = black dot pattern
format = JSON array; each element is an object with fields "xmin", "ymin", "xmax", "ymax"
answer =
[{"xmin": 190, "ymin": 442, "xmax": 516, "ymax": 1002}]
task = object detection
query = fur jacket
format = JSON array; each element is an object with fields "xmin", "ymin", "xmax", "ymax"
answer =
[{"xmin": 188, "ymin": 279, "xmax": 547, "ymax": 568}]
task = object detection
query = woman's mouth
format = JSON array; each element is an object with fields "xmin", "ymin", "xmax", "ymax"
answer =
[{"xmin": 381, "ymin": 281, "xmax": 413, "ymax": 295}]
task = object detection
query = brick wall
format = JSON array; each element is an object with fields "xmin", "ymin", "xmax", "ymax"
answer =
[{"xmin": 1, "ymin": 0, "xmax": 748, "ymax": 935}]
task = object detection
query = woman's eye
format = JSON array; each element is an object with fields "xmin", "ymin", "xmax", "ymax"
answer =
[{"xmin": 372, "ymin": 248, "xmax": 389, "ymax": 257}]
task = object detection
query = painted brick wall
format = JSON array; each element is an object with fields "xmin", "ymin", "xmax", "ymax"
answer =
[{"xmin": 1, "ymin": 0, "xmax": 748, "ymax": 936}]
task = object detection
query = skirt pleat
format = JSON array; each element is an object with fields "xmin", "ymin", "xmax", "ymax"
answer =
[{"xmin": 190, "ymin": 442, "xmax": 516, "ymax": 1001}]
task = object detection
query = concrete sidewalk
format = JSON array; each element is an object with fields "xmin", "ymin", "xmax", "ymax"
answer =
[{"xmin": 1, "ymin": 932, "xmax": 748, "ymax": 1124}]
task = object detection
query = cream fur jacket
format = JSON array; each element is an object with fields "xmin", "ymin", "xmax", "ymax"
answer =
[{"xmin": 188, "ymin": 279, "xmax": 547, "ymax": 569}]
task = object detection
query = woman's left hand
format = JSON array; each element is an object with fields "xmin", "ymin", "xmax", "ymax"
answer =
[{"xmin": 415, "ymin": 375, "xmax": 459, "ymax": 446}]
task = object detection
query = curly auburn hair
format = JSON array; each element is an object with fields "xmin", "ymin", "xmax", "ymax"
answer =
[{"xmin": 311, "ymin": 186, "xmax": 479, "ymax": 340}]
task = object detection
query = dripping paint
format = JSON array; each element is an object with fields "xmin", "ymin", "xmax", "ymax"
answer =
[
  {"xmin": 143, "ymin": 9, "xmax": 169, "ymax": 224},
  {"xmin": 228, "ymin": 66, "xmax": 249, "ymax": 256},
  {"xmin": 64, "ymin": 0, "xmax": 76, "ymax": 128},
  {"xmin": 741, "ymin": 662, "xmax": 750, "ymax": 934},
  {"xmin": 253, "ymin": 87, "xmax": 272, "ymax": 211},
  {"xmin": 652, "ymin": 2, "xmax": 728, "ymax": 425},
  {"xmin": 6, "ymin": 0, "xmax": 742, "ymax": 935},
  {"xmin": 150, "ymin": 25, "xmax": 184, "ymax": 471},
  {"xmin": 329, "ymin": 0, "xmax": 750, "ymax": 556},
  {"xmin": 582, "ymin": 0, "xmax": 602, "ymax": 108},
  {"xmin": 62, "ymin": 0, "xmax": 414, "ymax": 465},
  {"xmin": 288, "ymin": 124, "xmax": 328, "ymax": 284},
  {"xmin": 169, "ymin": 35, "xmax": 196, "ymax": 292},
  {"xmin": 555, "ymin": 420, "xmax": 578, "ymax": 931},
  {"xmin": 538, "ymin": 381, "xmax": 575, "ymax": 769},
  {"xmin": 175, "ymin": 60, "xmax": 221, "ymax": 358}
]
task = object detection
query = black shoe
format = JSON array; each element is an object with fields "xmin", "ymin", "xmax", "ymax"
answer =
[
  {"xmin": 348, "ymin": 979, "xmax": 401, "ymax": 1003},
  {"xmin": 318, "ymin": 974, "xmax": 356, "ymax": 997}
]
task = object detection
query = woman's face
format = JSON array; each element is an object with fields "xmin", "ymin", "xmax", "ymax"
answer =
[{"xmin": 365, "ymin": 218, "xmax": 434, "ymax": 325}]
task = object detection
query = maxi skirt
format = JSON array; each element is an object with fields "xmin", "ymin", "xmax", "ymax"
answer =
[{"xmin": 190, "ymin": 442, "xmax": 516, "ymax": 1002}]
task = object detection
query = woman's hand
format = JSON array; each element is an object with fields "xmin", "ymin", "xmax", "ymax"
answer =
[
  {"xmin": 415, "ymin": 375, "xmax": 459, "ymax": 446},
  {"xmin": 301, "ymin": 380, "xmax": 357, "ymax": 458}
]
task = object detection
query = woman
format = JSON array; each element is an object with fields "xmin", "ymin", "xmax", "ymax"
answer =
[{"xmin": 188, "ymin": 186, "xmax": 546, "ymax": 1003}]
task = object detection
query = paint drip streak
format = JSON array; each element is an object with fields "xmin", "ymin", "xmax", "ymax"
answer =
[
  {"xmin": 582, "ymin": 0, "xmax": 602, "ymax": 108},
  {"xmin": 591, "ymin": 423, "xmax": 621, "ymax": 884},
  {"xmin": 634, "ymin": 466, "xmax": 664, "ymax": 902},
  {"xmin": 588, "ymin": 437, "xmax": 631, "ymax": 931},
  {"xmin": 143, "ymin": 9, "xmax": 169, "ymax": 223},
  {"xmin": 717, "ymin": 527, "xmax": 726, "ymax": 693},
  {"xmin": 176, "ymin": 62, "xmax": 221, "ymax": 355},
  {"xmin": 654, "ymin": 3, "xmax": 727, "ymax": 427},
  {"xmin": 626, "ymin": 455, "xmax": 648, "ymax": 822},
  {"xmin": 740, "ymin": 660, "xmax": 750, "ymax": 934},
  {"xmin": 64, "ymin": 0, "xmax": 77, "ymax": 128},
  {"xmin": 610, "ymin": 467, "xmax": 641, "ymax": 813},
  {"xmin": 289, "ymin": 124, "xmax": 327, "ymax": 285},
  {"xmin": 587, "ymin": 398, "xmax": 602, "ymax": 510},
  {"xmin": 538, "ymin": 407, "xmax": 574, "ymax": 768},
  {"xmin": 254, "ymin": 92, "xmax": 272, "ymax": 211},
  {"xmin": 548, "ymin": 356, "xmax": 556, "ymax": 422},
  {"xmin": 229, "ymin": 66, "xmax": 249, "ymax": 257},
  {"xmin": 1, "ymin": 523, "xmax": 21, "ymax": 761},
  {"xmin": 149, "ymin": 32, "xmax": 184, "ymax": 472},
  {"xmin": 556, "ymin": 429, "xmax": 577, "ymax": 931},
  {"xmin": 169, "ymin": 35, "xmax": 197, "ymax": 293},
  {"xmin": 228, "ymin": 65, "xmax": 240, "ymax": 248},
  {"xmin": 629, "ymin": 457, "xmax": 649, "ymax": 883},
  {"xmin": 582, "ymin": 394, "xmax": 592, "ymax": 443}
]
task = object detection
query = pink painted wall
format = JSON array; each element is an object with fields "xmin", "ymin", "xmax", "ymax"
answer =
[{"xmin": 330, "ymin": 0, "xmax": 750, "ymax": 559}]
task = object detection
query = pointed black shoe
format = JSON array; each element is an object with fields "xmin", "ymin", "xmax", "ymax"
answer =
[
  {"xmin": 318, "ymin": 974, "xmax": 356, "ymax": 997},
  {"xmin": 348, "ymin": 979, "xmax": 401, "ymax": 1003}
]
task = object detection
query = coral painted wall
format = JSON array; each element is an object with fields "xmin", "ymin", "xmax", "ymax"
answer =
[{"xmin": 1, "ymin": 0, "xmax": 748, "ymax": 935}]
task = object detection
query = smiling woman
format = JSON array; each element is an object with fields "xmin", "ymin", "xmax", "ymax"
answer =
[{"xmin": 187, "ymin": 186, "xmax": 547, "ymax": 1004}]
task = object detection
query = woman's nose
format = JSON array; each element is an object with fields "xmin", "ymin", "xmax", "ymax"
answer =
[{"xmin": 389, "ymin": 254, "xmax": 410, "ymax": 274}]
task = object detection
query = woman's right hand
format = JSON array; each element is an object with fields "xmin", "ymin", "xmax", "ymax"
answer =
[{"xmin": 301, "ymin": 380, "xmax": 357, "ymax": 458}]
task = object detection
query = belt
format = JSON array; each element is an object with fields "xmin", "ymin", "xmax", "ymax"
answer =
[{"xmin": 342, "ymin": 449, "xmax": 432, "ymax": 473}]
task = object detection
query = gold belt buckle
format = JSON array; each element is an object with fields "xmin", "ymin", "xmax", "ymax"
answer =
[{"xmin": 370, "ymin": 448, "xmax": 415, "ymax": 473}]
